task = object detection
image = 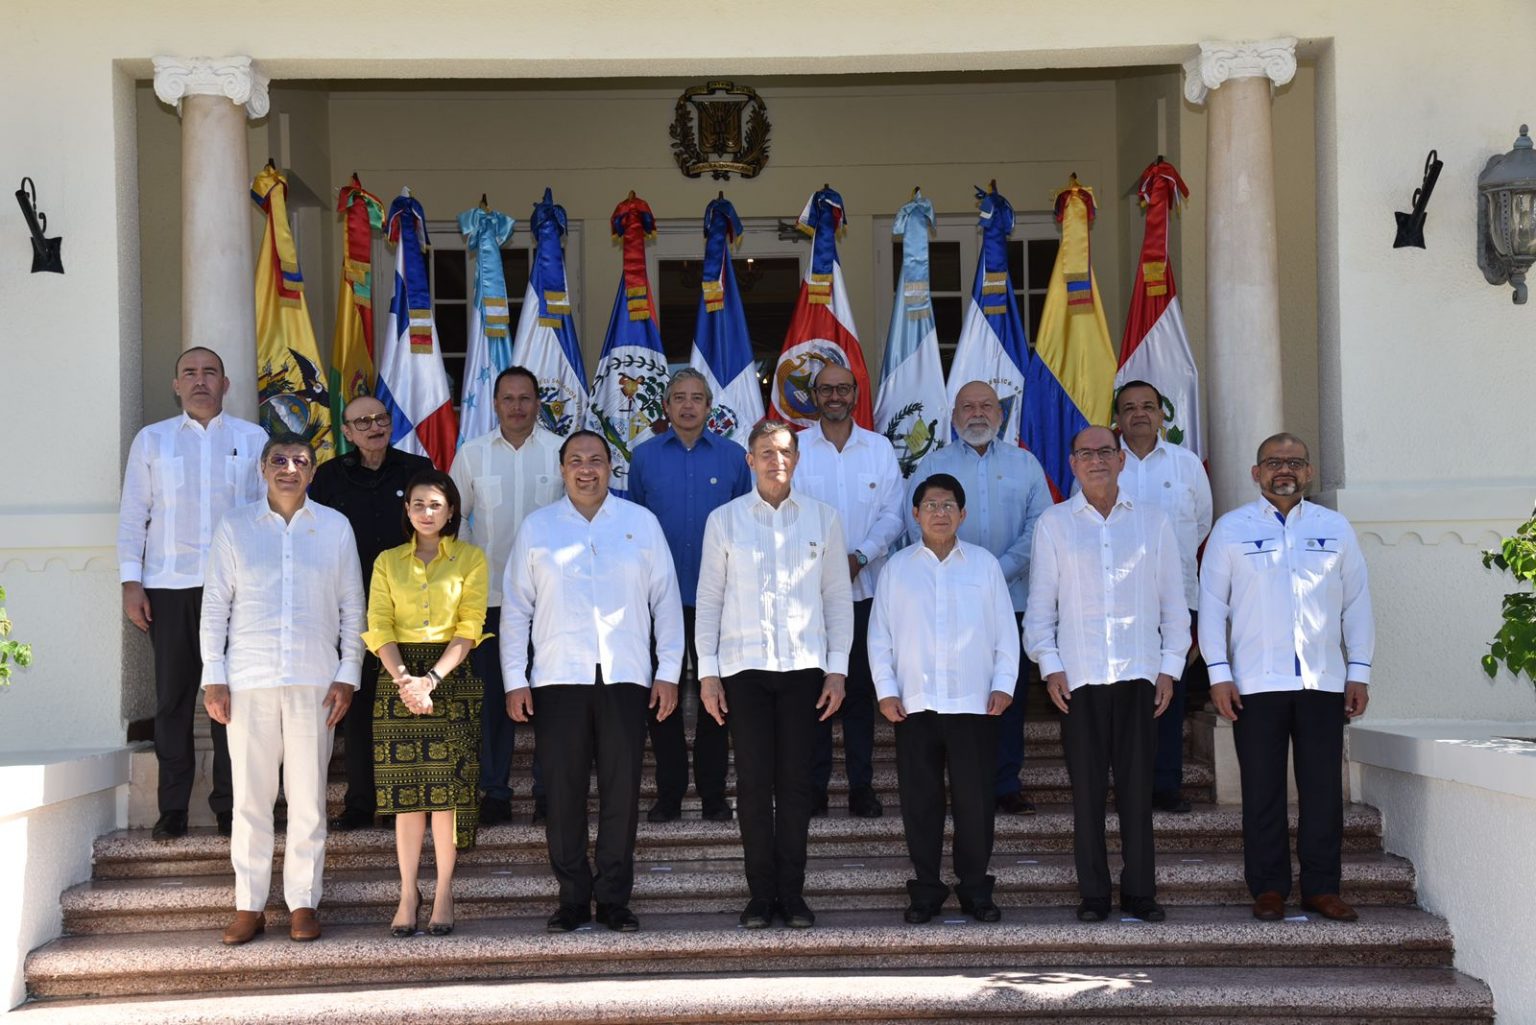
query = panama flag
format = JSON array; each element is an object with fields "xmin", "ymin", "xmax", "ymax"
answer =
[
  {"xmin": 328, "ymin": 175, "xmax": 383, "ymax": 456},
  {"xmin": 1022, "ymin": 174, "xmax": 1118, "ymax": 499},
  {"xmin": 377, "ymin": 189, "xmax": 459, "ymax": 470},
  {"xmin": 688, "ymin": 195, "xmax": 763, "ymax": 448},
  {"xmin": 510, "ymin": 188, "xmax": 588, "ymax": 437},
  {"xmin": 769, "ymin": 186, "xmax": 873, "ymax": 429},
  {"xmin": 947, "ymin": 183, "xmax": 1029, "ymax": 448},
  {"xmin": 1117, "ymin": 160, "xmax": 1204, "ymax": 456},
  {"xmin": 874, "ymin": 190, "xmax": 948, "ymax": 477},
  {"xmin": 456, "ymin": 202, "xmax": 516, "ymax": 448},
  {"xmin": 587, "ymin": 192, "xmax": 670, "ymax": 495}
]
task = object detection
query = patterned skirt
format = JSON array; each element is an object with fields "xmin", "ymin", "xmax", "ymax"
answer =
[{"xmin": 373, "ymin": 641, "xmax": 482, "ymax": 849}]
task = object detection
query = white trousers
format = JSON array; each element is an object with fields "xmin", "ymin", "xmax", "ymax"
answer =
[{"xmin": 226, "ymin": 685, "xmax": 334, "ymax": 912}]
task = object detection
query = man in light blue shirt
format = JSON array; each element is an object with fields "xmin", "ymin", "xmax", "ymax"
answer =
[{"xmin": 906, "ymin": 380, "xmax": 1051, "ymax": 813}]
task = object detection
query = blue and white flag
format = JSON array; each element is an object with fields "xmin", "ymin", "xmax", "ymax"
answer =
[
  {"xmin": 873, "ymin": 191, "xmax": 948, "ymax": 477},
  {"xmin": 687, "ymin": 196, "xmax": 764, "ymax": 446},
  {"xmin": 456, "ymin": 204, "xmax": 516, "ymax": 447},
  {"xmin": 586, "ymin": 193, "xmax": 669, "ymax": 495},
  {"xmin": 946, "ymin": 183, "xmax": 1029, "ymax": 446},
  {"xmin": 510, "ymin": 188, "xmax": 587, "ymax": 437}
]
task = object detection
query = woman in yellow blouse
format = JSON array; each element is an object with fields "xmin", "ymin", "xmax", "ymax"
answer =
[{"xmin": 361, "ymin": 469, "xmax": 488, "ymax": 938}]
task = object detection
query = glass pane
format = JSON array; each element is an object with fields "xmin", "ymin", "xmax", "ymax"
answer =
[
  {"xmin": 433, "ymin": 248, "xmax": 467, "ymax": 302},
  {"xmin": 1027, "ymin": 238, "xmax": 1059, "ymax": 290},
  {"xmin": 435, "ymin": 302, "xmax": 467, "ymax": 357},
  {"xmin": 932, "ymin": 296, "xmax": 962, "ymax": 351},
  {"xmin": 930, "ymin": 241, "xmax": 962, "ymax": 293},
  {"xmin": 890, "ymin": 242, "xmax": 902, "ymax": 290},
  {"xmin": 739, "ymin": 257, "xmax": 801, "ymax": 409},
  {"xmin": 442, "ymin": 354, "xmax": 464, "ymax": 406},
  {"xmin": 1027, "ymin": 293, "xmax": 1048, "ymax": 345},
  {"xmin": 657, "ymin": 258, "xmax": 701, "ymax": 363},
  {"xmin": 501, "ymin": 248, "xmax": 531, "ymax": 296},
  {"xmin": 1008, "ymin": 240, "xmax": 1025, "ymax": 289}
]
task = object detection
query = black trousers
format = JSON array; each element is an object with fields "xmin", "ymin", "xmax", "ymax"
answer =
[
  {"xmin": 724, "ymin": 668, "xmax": 823, "ymax": 901},
  {"xmin": 532, "ymin": 671, "xmax": 649, "ymax": 907},
  {"xmin": 1153, "ymin": 610, "xmax": 1199, "ymax": 797},
  {"xmin": 812, "ymin": 599, "xmax": 875, "ymax": 794},
  {"xmin": 647, "ymin": 607, "xmax": 729, "ymax": 805},
  {"xmin": 340, "ymin": 651, "xmax": 380, "ymax": 817},
  {"xmin": 1061, "ymin": 679, "xmax": 1156, "ymax": 902},
  {"xmin": 1233, "ymin": 689, "xmax": 1346, "ymax": 900},
  {"xmin": 146, "ymin": 587, "xmax": 231, "ymax": 817},
  {"xmin": 993, "ymin": 613, "xmax": 1032, "ymax": 796},
  {"xmin": 894, "ymin": 710, "xmax": 998, "ymax": 909}
]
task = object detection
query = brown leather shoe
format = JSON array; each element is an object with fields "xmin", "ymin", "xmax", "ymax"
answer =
[
  {"xmin": 221, "ymin": 911, "xmax": 265, "ymax": 945},
  {"xmin": 1252, "ymin": 891, "xmax": 1286, "ymax": 921},
  {"xmin": 1301, "ymin": 893, "xmax": 1359, "ymax": 921},
  {"xmin": 289, "ymin": 907, "xmax": 322, "ymax": 941}
]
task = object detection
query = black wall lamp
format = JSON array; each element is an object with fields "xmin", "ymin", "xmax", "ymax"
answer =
[{"xmin": 14, "ymin": 178, "xmax": 63, "ymax": 274}]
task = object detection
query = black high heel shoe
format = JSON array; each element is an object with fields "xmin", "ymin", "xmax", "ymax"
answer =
[
  {"xmin": 391, "ymin": 886, "xmax": 422, "ymax": 938},
  {"xmin": 428, "ymin": 889, "xmax": 454, "ymax": 936}
]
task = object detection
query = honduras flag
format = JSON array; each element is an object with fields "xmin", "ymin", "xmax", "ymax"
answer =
[
  {"xmin": 947, "ymin": 183, "xmax": 1028, "ymax": 447},
  {"xmin": 873, "ymin": 190, "xmax": 947, "ymax": 477},
  {"xmin": 587, "ymin": 192, "xmax": 670, "ymax": 495},
  {"xmin": 377, "ymin": 189, "xmax": 458, "ymax": 470},
  {"xmin": 510, "ymin": 188, "xmax": 587, "ymax": 437},
  {"xmin": 688, "ymin": 195, "xmax": 764, "ymax": 447},
  {"xmin": 456, "ymin": 203, "xmax": 516, "ymax": 448}
]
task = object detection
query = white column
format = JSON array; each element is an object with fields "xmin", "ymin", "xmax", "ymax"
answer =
[
  {"xmin": 152, "ymin": 56, "xmax": 270, "ymax": 421},
  {"xmin": 1184, "ymin": 39, "xmax": 1297, "ymax": 513}
]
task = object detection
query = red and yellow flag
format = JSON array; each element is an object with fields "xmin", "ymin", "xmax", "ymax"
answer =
[{"xmin": 329, "ymin": 174, "xmax": 384, "ymax": 455}]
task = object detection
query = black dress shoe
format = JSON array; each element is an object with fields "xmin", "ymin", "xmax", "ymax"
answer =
[
  {"xmin": 216, "ymin": 813, "xmax": 233, "ymax": 837},
  {"xmin": 1076, "ymin": 899, "xmax": 1111, "ymax": 922},
  {"xmin": 777, "ymin": 896, "xmax": 815, "ymax": 928},
  {"xmin": 478, "ymin": 796, "xmax": 512, "ymax": 826},
  {"xmin": 151, "ymin": 811, "xmax": 188, "ymax": 841},
  {"xmin": 545, "ymin": 904, "xmax": 591, "ymax": 932},
  {"xmin": 995, "ymin": 792, "xmax": 1037, "ymax": 815},
  {"xmin": 701, "ymin": 799, "xmax": 734, "ymax": 823},
  {"xmin": 1151, "ymin": 791, "xmax": 1193, "ymax": 814},
  {"xmin": 739, "ymin": 898, "xmax": 774, "ymax": 929},
  {"xmin": 903, "ymin": 903, "xmax": 935, "ymax": 924},
  {"xmin": 329, "ymin": 809, "xmax": 375, "ymax": 832},
  {"xmin": 809, "ymin": 792, "xmax": 829, "ymax": 818},
  {"xmin": 847, "ymin": 786, "xmax": 883, "ymax": 819},
  {"xmin": 1120, "ymin": 896, "xmax": 1167, "ymax": 922},
  {"xmin": 595, "ymin": 903, "xmax": 640, "ymax": 932},
  {"xmin": 960, "ymin": 899, "xmax": 1002, "ymax": 923},
  {"xmin": 531, "ymin": 796, "xmax": 548, "ymax": 826},
  {"xmin": 646, "ymin": 800, "xmax": 682, "ymax": 824}
]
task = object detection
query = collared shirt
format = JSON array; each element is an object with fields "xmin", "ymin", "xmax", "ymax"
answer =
[
  {"xmin": 1198, "ymin": 498, "xmax": 1374, "ymax": 695},
  {"xmin": 1116, "ymin": 438, "xmax": 1212, "ymax": 610},
  {"xmin": 1024, "ymin": 491, "xmax": 1190, "ymax": 690},
  {"xmin": 308, "ymin": 446, "xmax": 433, "ymax": 586},
  {"xmin": 627, "ymin": 427, "xmax": 752, "ymax": 607},
  {"xmin": 793, "ymin": 422, "xmax": 905, "ymax": 602},
  {"xmin": 361, "ymin": 535, "xmax": 489, "ymax": 651},
  {"xmin": 868, "ymin": 540, "xmax": 1019, "ymax": 714},
  {"xmin": 117, "ymin": 412, "xmax": 269, "ymax": 589},
  {"xmin": 448, "ymin": 426, "xmax": 564, "ymax": 606},
  {"xmin": 199, "ymin": 499, "xmax": 365, "ymax": 691},
  {"xmin": 500, "ymin": 496, "xmax": 684, "ymax": 689},
  {"xmin": 695, "ymin": 489, "xmax": 854, "ymax": 680},
  {"xmin": 906, "ymin": 440, "xmax": 1052, "ymax": 611}
]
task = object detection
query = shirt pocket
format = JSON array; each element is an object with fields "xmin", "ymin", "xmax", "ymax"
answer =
[
  {"xmin": 156, "ymin": 455, "xmax": 185, "ymax": 495},
  {"xmin": 534, "ymin": 473, "xmax": 561, "ymax": 505},
  {"xmin": 225, "ymin": 454, "xmax": 257, "ymax": 498}
]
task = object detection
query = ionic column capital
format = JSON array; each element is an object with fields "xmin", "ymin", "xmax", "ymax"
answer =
[
  {"xmin": 152, "ymin": 56, "xmax": 270, "ymax": 119},
  {"xmin": 1182, "ymin": 38, "xmax": 1297, "ymax": 106}
]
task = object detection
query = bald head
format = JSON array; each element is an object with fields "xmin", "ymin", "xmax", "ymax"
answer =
[
  {"xmin": 812, "ymin": 362, "xmax": 857, "ymax": 423},
  {"xmin": 344, "ymin": 395, "xmax": 387, "ymax": 421},
  {"xmin": 1068, "ymin": 424, "xmax": 1124, "ymax": 502},
  {"xmin": 954, "ymin": 380, "xmax": 1003, "ymax": 449},
  {"xmin": 341, "ymin": 394, "xmax": 392, "ymax": 460}
]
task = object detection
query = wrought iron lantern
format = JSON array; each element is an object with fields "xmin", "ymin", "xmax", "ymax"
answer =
[{"xmin": 1477, "ymin": 124, "xmax": 1536, "ymax": 304}]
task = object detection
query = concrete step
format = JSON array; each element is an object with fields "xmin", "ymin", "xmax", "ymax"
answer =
[
  {"xmin": 60, "ymin": 851, "xmax": 1418, "ymax": 935},
  {"xmin": 90, "ymin": 803, "xmax": 1387, "ymax": 879},
  {"xmin": 24, "ymin": 906, "xmax": 1459, "ymax": 1000}
]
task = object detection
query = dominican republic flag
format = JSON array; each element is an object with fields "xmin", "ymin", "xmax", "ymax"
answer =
[
  {"xmin": 688, "ymin": 195, "xmax": 763, "ymax": 448},
  {"xmin": 510, "ymin": 188, "xmax": 587, "ymax": 437},
  {"xmin": 873, "ymin": 190, "xmax": 948, "ymax": 477},
  {"xmin": 1117, "ymin": 160, "xmax": 1204, "ymax": 456},
  {"xmin": 1022, "ymin": 174, "xmax": 1118, "ymax": 499},
  {"xmin": 456, "ymin": 203, "xmax": 516, "ymax": 448},
  {"xmin": 587, "ymin": 192, "xmax": 670, "ymax": 496},
  {"xmin": 377, "ymin": 189, "xmax": 458, "ymax": 470},
  {"xmin": 769, "ymin": 186, "xmax": 873, "ymax": 429},
  {"xmin": 947, "ymin": 183, "xmax": 1029, "ymax": 447}
]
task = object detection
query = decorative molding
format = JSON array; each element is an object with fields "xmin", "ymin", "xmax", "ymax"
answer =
[
  {"xmin": 1314, "ymin": 482, "xmax": 1532, "ymax": 548},
  {"xmin": 151, "ymin": 55, "xmax": 270, "ymax": 119},
  {"xmin": 1182, "ymin": 38, "xmax": 1298, "ymax": 105}
]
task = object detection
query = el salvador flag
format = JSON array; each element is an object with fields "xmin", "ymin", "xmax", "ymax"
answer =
[
  {"xmin": 509, "ymin": 188, "xmax": 588, "ymax": 437},
  {"xmin": 873, "ymin": 190, "xmax": 948, "ymax": 477},
  {"xmin": 688, "ymin": 196, "xmax": 764, "ymax": 447},
  {"xmin": 947, "ymin": 183, "xmax": 1029, "ymax": 447},
  {"xmin": 456, "ymin": 204, "xmax": 516, "ymax": 448}
]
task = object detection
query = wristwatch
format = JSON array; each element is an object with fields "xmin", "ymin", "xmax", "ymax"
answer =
[
  {"xmin": 853, "ymin": 550, "xmax": 869, "ymax": 568},
  {"xmin": 426, "ymin": 668, "xmax": 444, "ymax": 687}
]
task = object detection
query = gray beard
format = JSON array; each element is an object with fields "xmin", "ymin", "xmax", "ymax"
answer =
[{"xmin": 958, "ymin": 423, "xmax": 995, "ymax": 446}]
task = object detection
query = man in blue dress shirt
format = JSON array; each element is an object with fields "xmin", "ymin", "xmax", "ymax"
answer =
[{"xmin": 628, "ymin": 368, "xmax": 752, "ymax": 822}]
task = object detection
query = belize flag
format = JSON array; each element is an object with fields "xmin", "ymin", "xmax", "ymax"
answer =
[
  {"xmin": 587, "ymin": 192, "xmax": 670, "ymax": 495},
  {"xmin": 769, "ymin": 186, "xmax": 873, "ymax": 429},
  {"xmin": 377, "ymin": 189, "xmax": 458, "ymax": 470},
  {"xmin": 688, "ymin": 195, "xmax": 764, "ymax": 447},
  {"xmin": 1117, "ymin": 159, "xmax": 1204, "ymax": 456},
  {"xmin": 947, "ymin": 183, "xmax": 1029, "ymax": 447},
  {"xmin": 456, "ymin": 202, "xmax": 516, "ymax": 448},
  {"xmin": 510, "ymin": 188, "xmax": 588, "ymax": 437},
  {"xmin": 1022, "ymin": 174, "xmax": 1118, "ymax": 499},
  {"xmin": 873, "ymin": 190, "xmax": 948, "ymax": 477}
]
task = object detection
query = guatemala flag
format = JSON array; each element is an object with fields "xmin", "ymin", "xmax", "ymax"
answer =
[
  {"xmin": 947, "ymin": 183, "xmax": 1029, "ymax": 447},
  {"xmin": 377, "ymin": 189, "xmax": 458, "ymax": 470},
  {"xmin": 873, "ymin": 190, "xmax": 948, "ymax": 477},
  {"xmin": 688, "ymin": 195, "xmax": 764, "ymax": 447},
  {"xmin": 587, "ymin": 192, "xmax": 670, "ymax": 495},
  {"xmin": 770, "ymin": 186, "xmax": 873, "ymax": 429},
  {"xmin": 510, "ymin": 188, "xmax": 588, "ymax": 437},
  {"xmin": 456, "ymin": 203, "xmax": 516, "ymax": 448}
]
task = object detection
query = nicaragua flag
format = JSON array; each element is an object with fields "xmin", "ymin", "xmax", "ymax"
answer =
[
  {"xmin": 1023, "ymin": 174, "xmax": 1118, "ymax": 499},
  {"xmin": 587, "ymin": 192, "xmax": 670, "ymax": 495},
  {"xmin": 947, "ymin": 183, "xmax": 1029, "ymax": 447},
  {"xmin": 873, "ymin": 190, "xmax": 948, "ymax": 477},
  {"xmin": 510, "ymin": 188, "xmax": 588, "ymax": 437},
  {"xmin": 1117, "ymin": 160, "xmax": 1204, "ymax": 457},
  {"xmin": 770, "ymin": 186, "xmax": 874, "ymax": 429},
  {"xmin": 377, "ymin": 189, "xmax": 458, "ymax": 470},
  {"xmin": 688, "ymin": 195, "xmax": 764, "ymax": 448},
  {"xmin": 456, "ymin": 203, "xmax": 516, "ymax": 448}
]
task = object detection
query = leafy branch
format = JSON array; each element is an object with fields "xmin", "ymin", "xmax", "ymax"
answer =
[
  {"xmin": 0, "ymin": 585, "xmax": 34, "ymax": 686},
  {"xmin": 1481, "ymin": 512, "xmax": 1536, "ymax": 684}
]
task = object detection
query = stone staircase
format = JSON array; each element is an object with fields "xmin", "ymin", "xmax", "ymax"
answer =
[{"xmin": 17, "ymin": 710, "xmax": 1495, "ymax": 1023}]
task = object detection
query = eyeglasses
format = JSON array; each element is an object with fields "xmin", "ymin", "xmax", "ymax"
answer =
[
  {"xmin": 1259, "ymin": 458, "xmax": 1310, "ymax": 471},
  {"xmin": 346, "ymin": 413, "xmax": 392, "ymax": 430},
  {"xmin": 814, "ymin": 383, "xmax": 855, "ymax": 398},
  {"xmin": 266, "ymin": 454, "xmax": 313, "ymax": 470},
  {"xmin": 1071, "ymin": 447, "xmax": 1120, "ymax": 462},
  {"xmin": 919, "ymin": 501, "xmax": 959, "ymax": 513}
]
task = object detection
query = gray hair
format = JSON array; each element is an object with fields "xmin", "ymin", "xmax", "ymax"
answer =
[
  {"xmin": 746, "ymin": 418, "xmax": 798, "ymax": 452},
  {"xmin": 665, "ymin": 367, "xmax": 713, "ymax": 406}
]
